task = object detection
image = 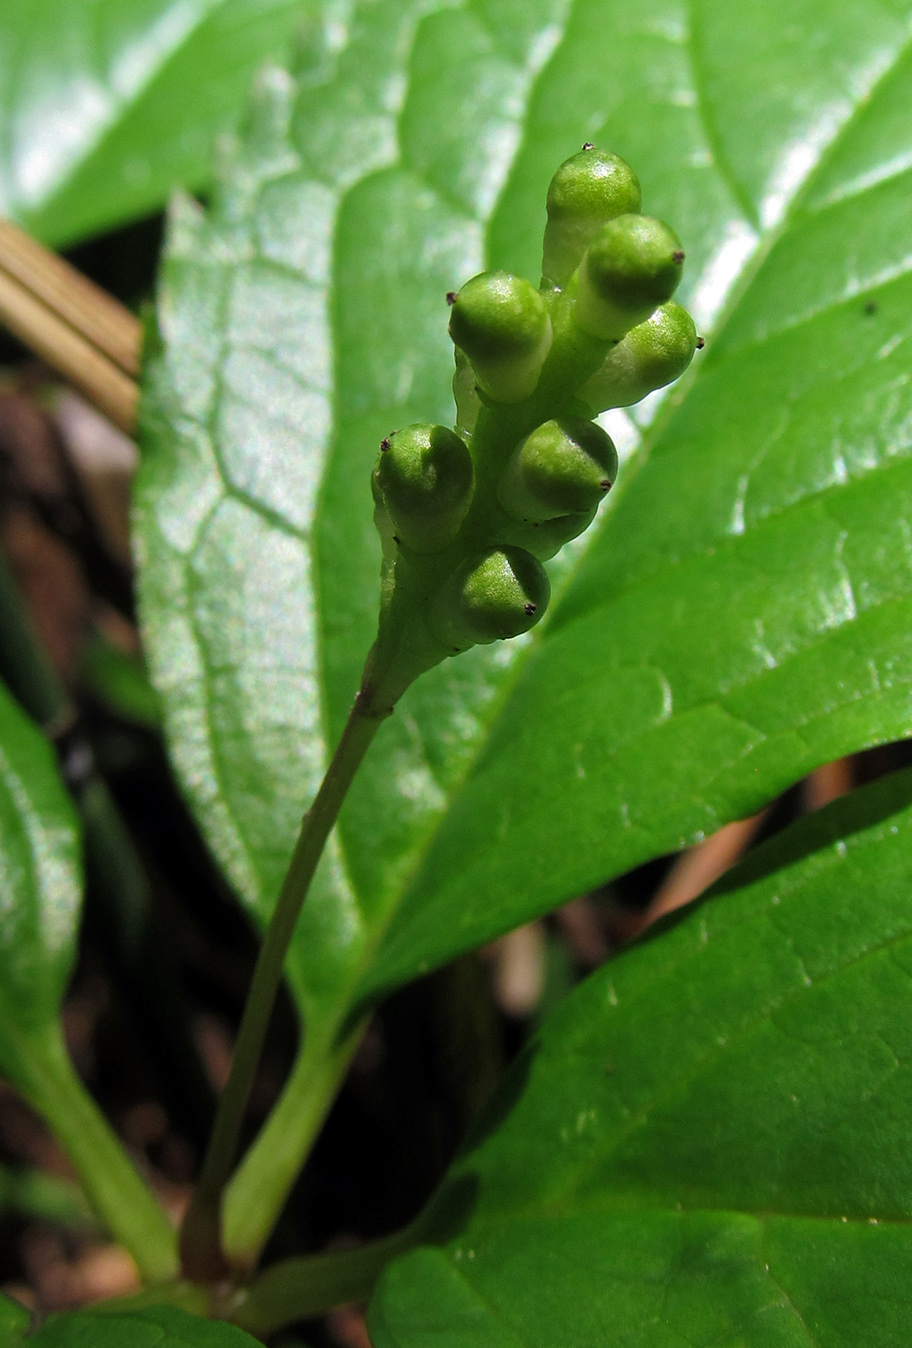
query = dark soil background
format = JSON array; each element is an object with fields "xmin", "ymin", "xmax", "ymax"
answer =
[{"xmin": 1, "ymin": 215, "xmax": 909, "ymax": 1345}]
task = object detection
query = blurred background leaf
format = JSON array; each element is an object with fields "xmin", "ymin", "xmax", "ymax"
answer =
[{"xmin": 0, "ymin": 0, "xmax": 318, "ymax": 247}]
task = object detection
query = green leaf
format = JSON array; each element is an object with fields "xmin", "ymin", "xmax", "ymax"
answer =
[
  {"xmin": 361, "ymin": 0, "xmax": 912, "ymax": 1001},
  {"xmin": 369, "ymin": 767, "xmax": 912, "ymax": 1346},
  {"xmin": 138, "ymin": 0, "xmax": 912, "ymax": 1251},
  {"xmin": 138, "ymin": 0, "xmax": 912, "ymax": 1010},
  {"xmin": 26, "ymin": 1304, "xmax": 263, "ymax": 1347},
  {"xmin": 0, "ymin": 0, "xmax": 313, "ymax": 246},
  {"xmin": 0, "ymin": 677, "xmax": 178, "ymax": 1283},
  {"xmin": 0, "ymin": 675, "xmax": 81, "ymax": 1079}
]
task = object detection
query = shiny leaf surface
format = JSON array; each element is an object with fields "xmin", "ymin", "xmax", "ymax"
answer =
[
  {"xmin": 370, "ymin": 768, "xmax": 912, "ymax": 1346},
  {"xmin": 138, "ymin": 0, "xmax": 912, "ymax": 1021},
  {"xmin": 0, "ymin": 0, "xmax": 310, "ymax": 245}
]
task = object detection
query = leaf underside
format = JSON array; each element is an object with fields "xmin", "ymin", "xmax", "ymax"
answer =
[
  {"xmin": 139, "ymin": 0, "xmax": 912, "ymax": 1024},
  {"xmin": 370, "ymin": 767, "xmax": 912, "ymax": 1346}
]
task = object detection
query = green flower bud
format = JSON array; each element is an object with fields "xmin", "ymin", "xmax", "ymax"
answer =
[
  {"xmin": 375, "ymin": 424, "xmax": 474, "ymax": 553},
  {"xmin": 520, "ymin": 508, "xmax": 598, "ymax": 561},
  {"xmin": 573, "ymin": 214, "xmax": 684, "ymax": 341},
  {"xmin": 578, "ymin": 301, "xmax": 699, "ymax": 412},
  {"xmin": 542, "ymin": 145, "xmax": 642, "ymax": 287},
  {"xmin": 498, "ymin": 417, "xmax": 617, "ymax": 522},
  {"xmin": 448, "ymin": 272, "xmax": 552, "ymax": 403},
  {"xmin": 430, "ymin": 547, "xmax": 550, "ymax": 650}
]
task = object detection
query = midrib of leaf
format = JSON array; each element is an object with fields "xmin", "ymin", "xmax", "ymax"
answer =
[
  {"xmin": 5, "ymin": 0, "xmax": 230, "ymax": 220},
  {"xmin": 447, "ymin": 1205, "xmax": 912, "ymax": 1242},
  {"xmin": 353, "ymin": 5, "xmax": 912, "ymax": 984}
]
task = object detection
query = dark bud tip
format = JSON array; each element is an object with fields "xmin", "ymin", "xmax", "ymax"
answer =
[
  {"xmin": 392, "ymin": 535, "xmax": 401, "ymax": 544},
  {"xmin": 582, "ymin": 141, "xmax": 595, "ymax": 150},
  {"xmin": 380, "ymin": 437, "xmax": 391, "ymax": 451},
  {"xmin": 524, "ymin": 602, "xmax": 537, "ymax": 615},
  {"xmin": 446, "ymin": 291, "xmax": 457, "ymax": 305},
  {"xmin": 672, "ymin": 250, "xmax": 685, "ymax": 263},
  {"xmin": 599, "ymin": 478, "xmax": 612, "ymax": 491},
  {"xmin": 696, "ymin": 336, "xmax": 705, "ymax": 349}
]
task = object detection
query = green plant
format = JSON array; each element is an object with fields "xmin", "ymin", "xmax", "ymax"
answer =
[{"xmin": 2, "ymin": 0, "xmax": 912, "ymax": 1344}]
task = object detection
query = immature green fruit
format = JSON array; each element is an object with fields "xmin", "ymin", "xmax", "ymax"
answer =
[
  {"xmin": 430, "ymin": 547, "xmax": 550, "ymax": 650},
  {"xmin": 375, "ymin": 424, "xmax": 474, "ymax": 552},
  {"xmin": 516, "ymin": 507, "xmax": 598, "ymax": 561},
  {"xmin": 574, "ymin": 214, "xmax": 684, "ymax": 341},
  {"xmin": 498, "ymin": 417, "xmax": 618, "ymax": 522},
  {"xmin": 578, "ymin": 301, "xmax": 699, "ymax": 412},
  {"xmin": 542, "ymin": 146, "xmax": 642, "ymax": 287},
  {"xmin": 448, "ymin": 272, "xmax": 552, "ymax": 403}
]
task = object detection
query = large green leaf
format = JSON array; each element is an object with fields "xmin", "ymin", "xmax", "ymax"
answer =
[
  {"xmin": 0, "ymin": 0, "xmax": 312, "ymax": 246},
  {"xmin": 369, "ymin": 767, "xmax": 912, "ymax": 1346},
  {"xmin": 138, "ymin": 0, "xmax": 912, "ymax": 1016},
  {"xmin": 6, "ymin": 1303, "xmax": 262, "ymax": 1347},
  {"xmin": 0, "ymin": 676, "xmax": 81, "ymax": 1080}
]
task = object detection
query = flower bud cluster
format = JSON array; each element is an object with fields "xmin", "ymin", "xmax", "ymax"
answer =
[{"xmin": 366, "ymin": 144, "xmax": 700, "ymax": 711}]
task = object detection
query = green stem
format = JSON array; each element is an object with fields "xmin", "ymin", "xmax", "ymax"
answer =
[
  {"xmin": 227, "ymin": 1225, "xmax": 420, "ymax": 1337},
  {"xmin": 18, "ymin": 1025, "xmax": 178, "ymax": 1284},
  {"xmin": 180, "ymin": 695, "xmax": 385, "ymax": 1280},
  {"xmin": 222, "ymin": 1015, "xmax": 366, "ymax": 1266},
  {"xmin": 186, "ymin": 294, "xmax": 614, "ymax": 1278}
]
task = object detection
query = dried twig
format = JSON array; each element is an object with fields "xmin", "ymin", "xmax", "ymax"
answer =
[
  {"xmin": 641, "ymin": 758, "xmax": 855, "ymax": 930},
  {"xmin": 644, "ymin": 811, "xmax": 768, "ymax": 926},
  {"xmin": 0, "ymin": 220, "xmax": 140, "ymax": 433}
]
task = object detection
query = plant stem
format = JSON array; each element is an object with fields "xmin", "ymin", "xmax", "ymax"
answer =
[
  {"xmin": 226, "ymin": 1225, "xmax": 420, "ymax": 1337},
  {"xmin": 222, "ymin": 1015, "xmax": 366, "ymax": 1266},
  {"xmin": 17, "ymin": 1025, "xmax": 178, "ymax": 1284},
  {"xmin": 180, "ymin": 695, "xmax": 385, "ymax": 1280}
]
